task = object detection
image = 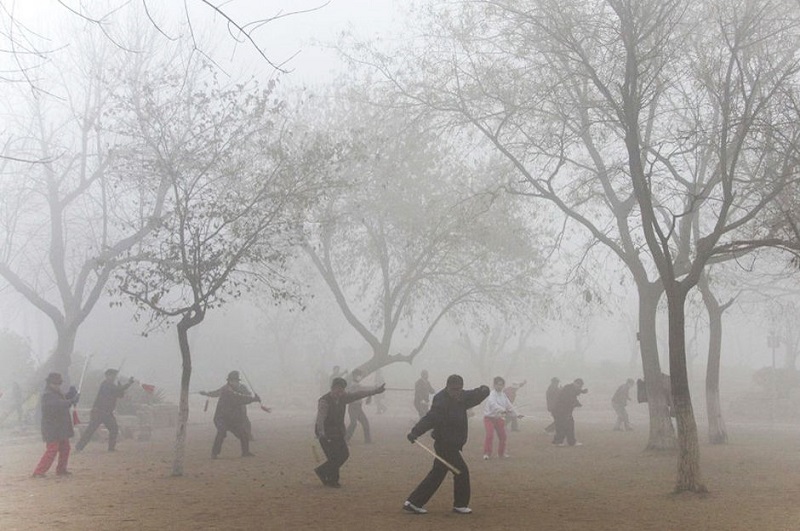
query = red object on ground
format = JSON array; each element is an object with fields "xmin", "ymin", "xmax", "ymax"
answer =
[{"xmin": 141, "ymin": 383, "xmax": 156, "ymax": 394}]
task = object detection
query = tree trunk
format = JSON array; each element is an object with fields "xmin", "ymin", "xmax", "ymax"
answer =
[
  {"xmin": 172, "ymin": 310, "xmax": 202, "ymax": 477},
  {"xmin": 666, "ymin": 289, "xmax": 706, "ymax": 493},
  {"xmin": 0, "ymin": 324, "xmax": 78, "ymax": 424},
  {"xmin": 639, "ymin": 284, "xmax": 677, "ymax": 451},
  {"xmin": 698, "ymin": 275, "xmax": 728, "ymax": 445}
]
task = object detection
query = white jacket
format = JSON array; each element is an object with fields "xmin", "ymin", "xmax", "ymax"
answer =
[{"xmin": 483, "ymin": 389, "xmax": 516, "ymax": 418}]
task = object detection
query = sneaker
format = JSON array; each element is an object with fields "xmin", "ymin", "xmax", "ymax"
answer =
[
  {"xmin": 572, "ymin": 442, "xmax": 583, "ymax": 447},
  {"xmin": 483, "ymin": 454, "xmax": 489, "ymax": 460},
  {"xmin": 556, "ymin": 442, "xmax": 568, "ymax": 447},
  {"xmin": 403, "ymin": 501, "xmax": 428, "ymax": 514},
  {"xmin": 453, "ymin": 507, "xmax": 473, "ymax": 514}
]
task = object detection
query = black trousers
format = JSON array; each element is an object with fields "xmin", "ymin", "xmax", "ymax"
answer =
[
  {"xmin": 76, "ymin": 413, "xmax": 119, "ymax": 451},
  {"xmin": 407, "ymin": 440, "xmax": 470, "ymax": 508},
  {"xmin": 315, "ymin": 436, "xmax": 349, "ymax": 483},
  {"xmin": 552, "ymin": 411, "xmax": 576, "ymax": 445},
  {"xmin": 346, "ymin": 403, "xmax": 371, "ymax": 443},
  {"xmin": 212, "ymin": 418, "xmax": 250, "ymax": 457}
]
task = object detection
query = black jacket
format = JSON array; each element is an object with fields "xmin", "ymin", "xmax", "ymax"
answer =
[
  {"xmin": 40, "ymin": 387, "xmax": 74, "ymax": 442},
  {"xmin": 554, "ymin": 383, "xmax": 584, "ymax": 414},
  {"xmin": 208, "ymin": 384, "xmax": 258, "ymax": 426},
  {"xmin": 91, "ymin": 379, "xmax": 133, "ymax": 416},
  {"xmin": 411, "ymin": 385, "xmax": 490, "ymax": 448},
  {"xmin": 316, "ymin": 388, "xmax": 380, "ymax": 439}
]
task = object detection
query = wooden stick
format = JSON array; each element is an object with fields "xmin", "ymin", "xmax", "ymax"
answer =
[{"xmin": 414, "ymin": 440, "xmax": 461, "ymax": 475}]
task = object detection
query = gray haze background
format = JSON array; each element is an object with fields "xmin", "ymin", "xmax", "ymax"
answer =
[{"xmin": 0, "ymin": 0, "xmax": 794, "ymax": 408}]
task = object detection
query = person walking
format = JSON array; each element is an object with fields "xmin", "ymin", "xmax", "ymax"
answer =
[
  {"xmin": 32, "ymin": 373, "xmax": 79, "ymax": 477},
  {"xmin": 612, "ymin": 379, "xmax": 635, "ymax": 431},
  {"xmin": 345, "ymin": 369, "xmax": 372, "ymax": 443},
  {"xmin": 75, "ymin": 369, "xmax": 135, "ymax": 452},
  {"xmin": 483, "ymin": 376, "xmax": 521, "ymax": 459},
  {"xmin": 552, "ymin": 378, "xmax": 588, "ymax": 447},
  {"xmin": 413, "ymin": 370, "xmax": 436, "ymax": 418},
  {"xmin": 200, "ymin": 371, "xmax": 261, "ymax": 458},
  {"xmin": 314, "ymin": 377, "xmax": 385, "ymax": 487},
  {"xmin": 544, "ymin": 377, "xmax": 560, "ymax": 433},
  {"xmin": 403, "ymin": 374, "xmax": 490, "ymax": 515}
]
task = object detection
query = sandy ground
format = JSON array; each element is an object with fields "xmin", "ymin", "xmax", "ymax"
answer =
[{"xmin": 2, "ymin": 408, "xmax": 800, "ymax": 531}]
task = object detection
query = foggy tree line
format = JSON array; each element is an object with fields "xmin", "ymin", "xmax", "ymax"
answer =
[{"xmin": 2, "ymin": 0, "xmax": 800, "ymax": 491}]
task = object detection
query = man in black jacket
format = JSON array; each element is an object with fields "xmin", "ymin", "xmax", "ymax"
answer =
[
  {"xmin": 75, "ymin": 368, "xmax": 135, "ymax": 452},
  {"xmin": 403, "ymin": 374, "xmax": 490, "ymax": 515},
  {"xmin": 552, "ymin": 378, "xmax": 588, "ymax": 447},
  {"xmin": 314, "ymin": 376, "xmax": 385, "ymax": 487},
  {"xmin": 200, "ymin": 371, "xmax": 261, "ymax": 458}
]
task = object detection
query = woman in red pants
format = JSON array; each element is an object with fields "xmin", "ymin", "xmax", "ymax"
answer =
[{"xmin": 33, "ymin": 373, "xmax": 79, "ymax": 477}]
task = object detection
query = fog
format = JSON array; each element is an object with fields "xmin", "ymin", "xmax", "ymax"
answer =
[{"xmin": 2, "ymin": 0, "xmax": 800, "ymax": 517}]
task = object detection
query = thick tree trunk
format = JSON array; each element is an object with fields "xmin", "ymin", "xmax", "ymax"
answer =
[
  {"xmin": 699, "ymin": 275, "xmax": 728, "ymax": 445},
  {"xmin": 639, "ymin": 284, "xmax": 677, "ymax": 451},
  {"xmin": 172, "ymin": 311, "xmax": 202, "ymax": 477},
  {"xmin": 0, "ymin": 324, "xmax": 78, "ymax": 424},
  {"xmin": 666, "ymin": 289, "xmax": 706, "ymax": 493}
]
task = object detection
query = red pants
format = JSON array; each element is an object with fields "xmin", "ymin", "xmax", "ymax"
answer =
[
  {"xmin": 33, "ymin": 439, "xmax": 70, "ymax": 475},
  {"xmin": 483, "ymin": 416, "xmax": 507, "ymax": 457}
]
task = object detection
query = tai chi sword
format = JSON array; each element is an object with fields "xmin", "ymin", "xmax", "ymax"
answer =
[{"xmin": 414, "ymin": 440, "xmax": 461, "ymax": 475}]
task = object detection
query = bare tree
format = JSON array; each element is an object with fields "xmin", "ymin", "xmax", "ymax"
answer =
[
  {"xmin": 302, "ymin": 92, "xmax": 545, "ymax": 377},
  {"xmin": 356, "ymin": 0, "xmax": 800, "ymax": 492},
  {"xmin": 0, "ymin": 25, "xmax": 172, "ymax": 418},
  {"xmin": 117, "ymin": 69, "xmax": 316, "ymax": 476}
]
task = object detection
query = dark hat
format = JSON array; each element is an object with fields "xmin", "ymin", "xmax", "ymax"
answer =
[
  {"xmin": 46, "ymin": 372, "xmax": 63, "ymax": 384},
  {"xmin": 105, "ymin": 368, "xmax": 119, "ymax": 377},
  {"xmin": 227, "ymin": 371, "xmax": 240, "ymax": 382},
  {"xmin": 331, "ymin": 377, "xmax": 347, "ymax": 389}
]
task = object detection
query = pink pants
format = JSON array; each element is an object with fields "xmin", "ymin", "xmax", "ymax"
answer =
[
  {"xmin": 33, "ymin": 439, "xmax": 70, "ymax": 475},
  {"xmin": 483, "ymin": 416, "xmax": 507, "ymax": 457}
]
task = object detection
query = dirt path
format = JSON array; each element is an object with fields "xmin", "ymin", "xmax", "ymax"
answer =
[{"xmin": 2, "ymin": 412, "xmax": 799, "ymax": 530}]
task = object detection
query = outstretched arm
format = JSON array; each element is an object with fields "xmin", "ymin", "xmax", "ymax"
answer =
[{"xmin": 463, "ymin": 385, "xmax": 491, "ymax": 409}]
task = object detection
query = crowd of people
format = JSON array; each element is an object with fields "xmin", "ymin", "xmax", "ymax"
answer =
[{"xmin": 31, "ymin": 364, "xmax": 640, "ymax": 516}]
